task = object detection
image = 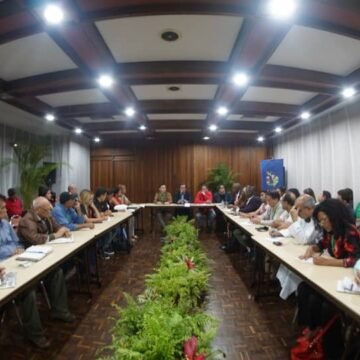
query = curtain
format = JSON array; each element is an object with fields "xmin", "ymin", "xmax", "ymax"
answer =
[
  {"xmin": 0, "ymin": 123, "xmax": 90, "ymax": 196},
  {"xmin": 273, "ymin": 98, "xmax": 360, "ymax": 203}
]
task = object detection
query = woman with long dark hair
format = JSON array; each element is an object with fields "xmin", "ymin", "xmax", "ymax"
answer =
[{"xmin": 297, "ymin": 199, "xmax": 360, "ymax": 358}]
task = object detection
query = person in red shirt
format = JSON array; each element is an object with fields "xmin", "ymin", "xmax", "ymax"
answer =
[
  {"xmin": 6, "ymin": 188, "xmax": 24, "ymax": 218},
  {"xmin": 194, "ymin": 185, "xmax": 216, "ymax": 233}
]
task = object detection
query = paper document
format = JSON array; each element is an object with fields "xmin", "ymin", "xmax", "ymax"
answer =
[
  {"xmin": 337, "ymin": 277, "xmax": 360, "ymax": 294},
  {"xmin": 297, "ymin": 257, "xmax": 313, "ymax": 264},
  {"xmin": 0, "ymin": 272, "xmax": 16, "ymax": 289},
  {"xmin": 16, "ymin": 245, "xmax": 53, "ymax": 262},
  {"xmin": 50, "ymin": 235, "xmax": 74, "ymax": 244},
  {"xmin": 265, "ymin": 237, "xmax": 283, "ymax": 243}
]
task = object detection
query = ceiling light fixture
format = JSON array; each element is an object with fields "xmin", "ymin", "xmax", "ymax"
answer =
[
  {"xmin": 43, "ymin": 4, "xmax": 64, "ymax": 25},
  {"xmin": 209, "ymin": 124, "xmax": 218, "ymax": 132},
  {"xmin": 267, "ymin": 0, "xmax": 297, "ymax": 20},
  {"xmin": 167, "ymin": 86, "xmax": 181, "ymax": 92},
  {"xmin": 203, "ymin": 136, "xmax": 210, "ymax": 140},
  {"xmin": 232, "ymin": 73, "xmax": 249, "ymax": 87},
  {"xmin": 124, "ymin": 107, "xmax": 135, "ymax": 117},
  {"xmin": 97, "ymin": 75, "xmax": 114, "ymax": 88},
  {"xmin": 13, "ymin": 143, "xmax": 18, "ymax": 148},
  {"xmin": 139, "ymin": 125, "xmax": 147, "ymax": 131},
  {"xmin": 216, "ymin": 106, "xmax": 228, "ymax": 116},
  {"xmin": 74, "ymin": 128, "xmax": 82, "ymax": 134},
  {"xmin": 45, "ymin": 113, "xmax": 55, "ymax": 121},
  {"xmin": 275, "ymin": 126, "xmax": 282, "ymax": 133},
  {"xmin": 94, "ymin": 137, "xmax": 100, "ymax": 143},
  {"xmin": 257, "ymin": 136, "xmax": 264, "ymax": 142},
  {"xmin": 300, "ymin": 111, "xmax": 311, "ymax": 120},
  {"xmin": 342, "ymin": 87, "xmax": 356, "ymax": 99},
  {"xmin": 161, "ymin": 30, "xmax": 180, "ymax": 42}
]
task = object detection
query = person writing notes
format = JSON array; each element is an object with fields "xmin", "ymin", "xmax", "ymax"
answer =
[{"xmin": 296, "ymin": 199, "xmax": 360, "ymax": 359}]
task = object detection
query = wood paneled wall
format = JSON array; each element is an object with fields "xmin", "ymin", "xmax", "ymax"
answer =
[{"xmin": 91, "ymin": 142, "xmax": 271, "ymax": 203}]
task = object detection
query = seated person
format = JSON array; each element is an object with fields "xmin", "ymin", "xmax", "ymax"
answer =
[
  {"xmin": 38, "ymin": 186, "xmax": 53, "ymax": 203},
  {"xmin": 287, "ymin": 188, "xmax": 301, "ymax": 199},
  {"xmin": 0, "ymin": 195, "xmax": 74, "ymax": 348},
  {"xmin": 52, "ymin": 192, "xmax": 94, "ymax": 231},
  {"xmin": 250, "ymin": 190, "xmax": 284, "ymax": 226},
  {"xmin": 109, "ymin": 186, "xmax": 122, "ymax": 209},
  {"xmin": 118, "ymin": 184, "xmax": 138, "ymax": 243},
  {"xmin": 296, "ymin": 199, "xmax": 360, "ymax": 358},
  {"xmin": 337, "ymin": 188, "xmax": 355, "ymax": 220},
  {"xmin": 6, "ymin": 187, "xmax": 24, "ymax": 218},
  {"xmin": 154, "ymin": 185, "xmax": 173, "ymax": 229},
  {"xmin": 239, "ymin": 186, "xmax": 270, "ymax": 218},
  {"xmin": 270, "ymin": 191, "xmax": 295, "ymax": 229},
  {"xmin": 317, "ymin": 190, "xmax": 332, "ymax": 203},
  {"xmin": 270, "ymin": 195, "xmax": 321, "ymax": 244},
  {"xmin": 225, "ymin": 186, "xmax": 262, "ymax": 252},
  {"xmin": 173, "ymin": 184, "xmax": 192, "ymax": 219},
  {"xmin": 67, "ymin": 184, "xmax": 78, "ymax": 195},
  {"xmin": 194, "ymin": 185, "xmax": 216, "ymax": 232},
  {"xmin": 93, "ymin": 187, "xmax": 113, "ymax": 217},
  {"xmin": 79, "ymin": 190, "xmax": 108, "ymax": 224},
  {"xmin": 80, "ymin": 189, "xmax": 114, "ymax": 260},
  {"xmin": 214, "ymin": 184, "xmax": 232, "ymax": 204},
  {"xmin": 238, "ymin": 186, "xmax": 262, "ymax": 214},
  {"xmin": 229, "ymin": 182, "xmax": 242, "ymax": 208},
  {"xmin": 303, "ymin": 187, "xmax": 316, "ymax": 201}
]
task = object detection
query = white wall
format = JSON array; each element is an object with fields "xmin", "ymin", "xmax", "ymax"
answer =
[
  {"xmin": 0, "ymin": 122, "xmax": 90, "ymax": 196},
  {"xmin": 273, "ymin": 98, "xmax": 360, "ymax": 203}
]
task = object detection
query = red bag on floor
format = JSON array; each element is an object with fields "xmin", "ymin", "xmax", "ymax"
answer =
[{"xmin": 290, "ymin": 314, "xmax": 340, "ymax": 360}]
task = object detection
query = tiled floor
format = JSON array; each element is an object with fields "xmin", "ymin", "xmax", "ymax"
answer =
[{"xmin": 0, "ymin": 233, "xmax": 296, "ymax": 359}]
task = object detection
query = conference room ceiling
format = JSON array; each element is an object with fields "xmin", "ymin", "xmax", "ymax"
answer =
[{"xmin": 0, "ymin": 0, "xmax": 359, "ymax": 143}]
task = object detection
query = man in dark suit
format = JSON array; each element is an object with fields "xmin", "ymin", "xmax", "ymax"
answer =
[{"xmin": 173, "ymin": 184, "xmax": 193, "ymax": 219}]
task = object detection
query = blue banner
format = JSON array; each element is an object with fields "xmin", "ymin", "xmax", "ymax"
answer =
[{"xmin": 260, "ymin": 159, "xmax": 285, "ymax": 191}]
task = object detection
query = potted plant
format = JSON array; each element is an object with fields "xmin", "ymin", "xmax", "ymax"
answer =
[
  {"xmin": 206, "ymin": 162, "xmax": 237, "ymax": 192},
  {"xmin": 1, "ymin": 142, "xmax": 61, "ymax": 209}
]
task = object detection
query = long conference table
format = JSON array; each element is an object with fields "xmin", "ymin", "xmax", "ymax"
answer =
[
  {"xmin": 1, "ymin": 203, "xmax": 359, "ymax": 327},
  {"xmin": 0, "ymin": 211, "xmax": 133, "ymax": 308},
  {"xmin": 215, "ymin": 204, "xmax": 360, "ymax": 324}
]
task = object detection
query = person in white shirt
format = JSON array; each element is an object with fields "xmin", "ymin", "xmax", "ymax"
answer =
[
  {"xmin": 269, "ymin": 195, "xmax": 322, "ymax": 299},
  {"xmin": 250, "ymin": 190, "xmax": 284, "ymax": 226},
  {"xmin": 271, "ymin": 192, "xmax": 296, "ymax": 229}
]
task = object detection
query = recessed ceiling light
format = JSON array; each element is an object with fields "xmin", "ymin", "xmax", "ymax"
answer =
[
  {"xmin": 203, "ymin": 136, "xmax": 210, "ymax": 140},
  {"xmin": 232, "ymin": 73, "xmax": 249, "ymax": 87},
  {"xmin": 275, "ymin": 126, "xmax": 282, "ymax": 133},
  {"xmin": 342, "ymin": 87, "xmax": 356, "ymax": 99},
  {"xmin": 94, "ymin": 137, "xmax": 100, "ymax": 143},
  {"xmin": 209, "ymin": 124, "xmax": 218, "ymax": 132},
  {"xmin": 300, "ymin": 111, "xmax": 311, "ymax": 120},
  {"xmin": 216, "ymin": 106, "xmax": 228, "ymax": 116},
  {"xmin": 124, "ymin": 107, "xmax": 135, "ymax": 117},
  {"xmin": 161, "ymin": 30, "xmax": 180, "ymax": 42},
  {"xmin": 139, "ymin": 125, "xmax": 147, "ymax": 131},
  {"xmin": 45, "ymin": 113, "xmax": 55, "ymax": 121},
  {"xmin": 257, "ymin": 136, "xmax": 264, "ymax": 142},
  {"xmin": 97, "ymin": 75, "xmax": 114, "ymax": 88},
  {"xmin": 74, "ymin": 128, "xmax": 82, "ymax": 134},
  {"xmin": 167, "ymin": 86, "xmax": 181, "ymax": 92},
  {"xmin": 267, "ymin": 0, "xmax": 297, "ymax": 19},
  {"xmin": 13, "ymin": 143, "xmax": 18, "ymax": 148},
  {"xmin": 43, "ymin": 4, "xmax": 64, "ymax": 25}
]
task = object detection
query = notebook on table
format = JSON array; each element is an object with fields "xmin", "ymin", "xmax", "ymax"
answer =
[{"xmin": 16, "ymin": 245, "xmax": 53, "ymax": 262}]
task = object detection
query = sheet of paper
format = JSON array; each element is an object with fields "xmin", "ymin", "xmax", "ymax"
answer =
[
  {"xmin": 50, "ymin": 235, "xmax": 74, "ymax": 244},
  {"xmin": 0, "ymin": 272, "xmax": 16, "ymax": 289},
  {"xmin": 337, "ymin": 277, "xmax": 360, "ymax": 294},
  {"xmin": 297, "ymin": 257, "xmax": 313, "ymax": 264},
  {"xmin": 265, "ymin": 237, "xmax": 283, "ymax": 243}
]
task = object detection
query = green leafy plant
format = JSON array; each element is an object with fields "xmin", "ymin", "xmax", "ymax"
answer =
[
  {"xmin": 206, "ymin": 162, "xmax": 237, "ymax": 192},
  {"xmin": 101, "ymin": 217, "xmax": 222, "ymax": 360},
  {"xmin": 0, "ymin": 143, "xmax": 61, "ymax": 209}
]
